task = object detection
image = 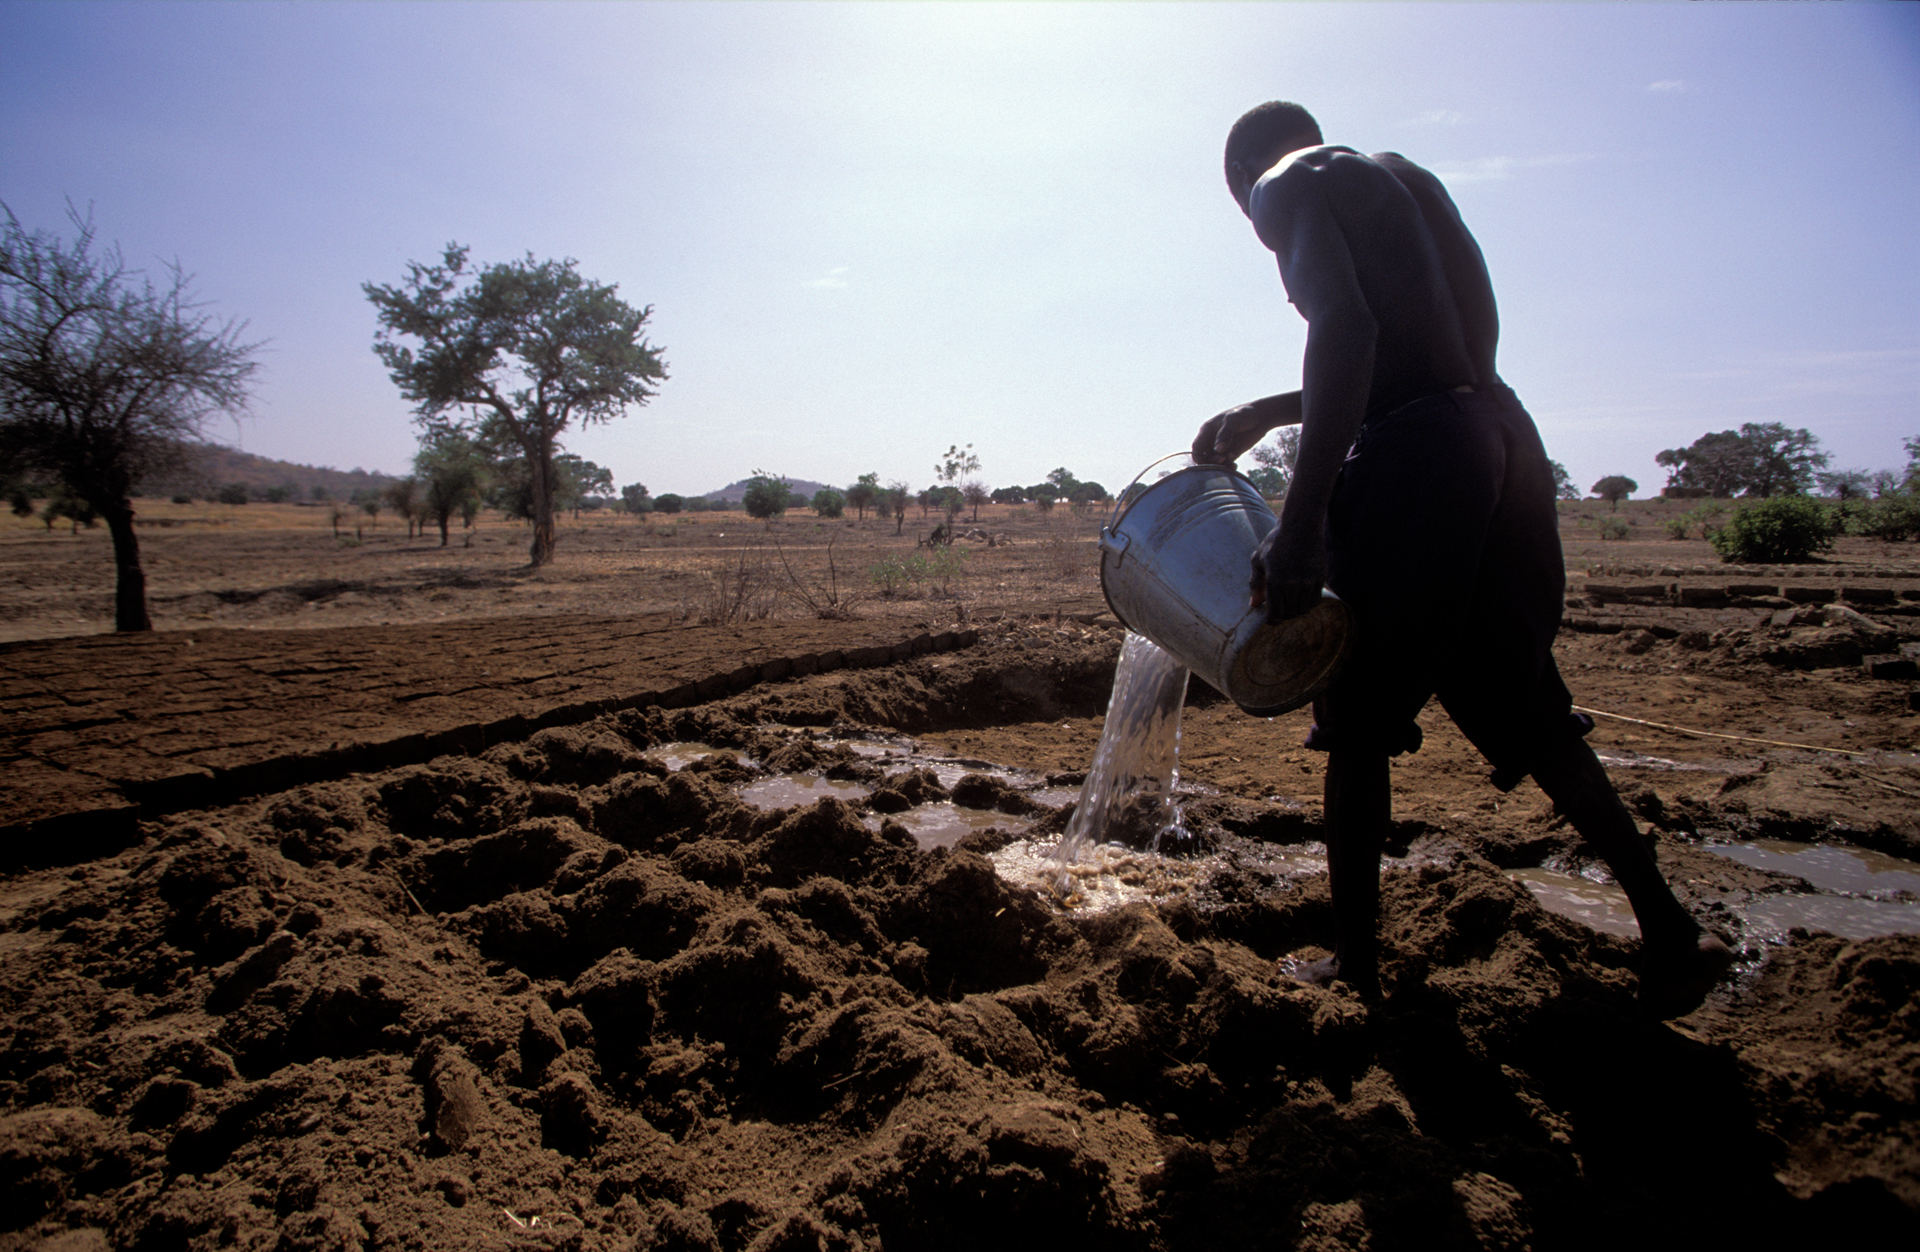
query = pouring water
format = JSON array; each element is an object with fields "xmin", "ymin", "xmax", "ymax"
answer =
[{"xmin": 1049, "ymin": 631, "xmax": 1193, "ymax": 887}]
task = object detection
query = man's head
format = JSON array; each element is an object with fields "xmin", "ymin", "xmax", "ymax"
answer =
[{"xmin": 1224, "ymin": 101, "xmax": 1323, "ymax": 213}]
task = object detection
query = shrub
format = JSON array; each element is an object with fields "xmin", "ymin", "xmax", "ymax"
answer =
[
  {"xmin": 741, "ymin": 472, "xmax": 789, "ymax": 521},
  {"xmin": 812, "ymin": 489, "xmax": 845, "ymax": 519},
  {"xmin": 1843, "ymin": 495, "xmax": 1920, "ymax": 542},
  {"xmin": 924, "ymin": 543, "xmax": 968, "ymax": 594},
  {"xmin": 1599, "ymin": 515, "xmax": 1631, "ymax": 540},
  {"xmin": 1664, "ymin": 501, "xmax": 1728, "ymax": 541},
  {"xmin": 868, "ymin": 555, "xmax": 923, "ymax": 597},
  {"xmin": 1709, "ymin": 496, "xmax": 1834, "ymax": 563},
  {"xmin": 216, "ymin": 482, "xmax": 249, "ymax": 505},
  {"xmin": 170, "ymin": 493, "xmax": 193, "ymax": 505}
]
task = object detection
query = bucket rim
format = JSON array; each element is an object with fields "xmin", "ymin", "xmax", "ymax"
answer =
[{"xmin": 1105, "ymin": 454, "xmax": 1260, "ymax": 534}]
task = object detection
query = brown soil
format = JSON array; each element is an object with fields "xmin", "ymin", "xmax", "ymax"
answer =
[{"xmin": 2, "ymin": 500, "xmax": 1919, "ymax": 1250}]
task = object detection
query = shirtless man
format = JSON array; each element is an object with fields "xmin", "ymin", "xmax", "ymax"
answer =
[{"xmin": 1191, "ymin": 101, "xmax": 1731, "ymax": 1016}]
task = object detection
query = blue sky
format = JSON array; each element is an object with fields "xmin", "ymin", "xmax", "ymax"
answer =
[{"xmin": 3, "ymin": 1, "xmax": 1915, "ymax": 500}]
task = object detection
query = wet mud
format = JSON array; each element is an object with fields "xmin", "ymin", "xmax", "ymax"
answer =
[{"xmin": 2, "ymin": 621, "xmax": 1918, "ymax": 1250}]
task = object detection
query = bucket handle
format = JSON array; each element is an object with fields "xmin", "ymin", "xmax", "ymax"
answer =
[{"xmin": 1105, "ymin": 451, "xmax": 1234, "ymax": 532}]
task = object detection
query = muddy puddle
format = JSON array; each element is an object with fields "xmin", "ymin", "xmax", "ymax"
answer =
[
  {"xmin": 1707, "ymin": 838, "xmax": 1920, "ymax": 941},
  {"xmin": 655, "ymin": 719, "xmax": 1920, "ymax": 948},
  {"xmin": 1505, "ymin": 840, "xmax": 1920, "ymax": 945}
]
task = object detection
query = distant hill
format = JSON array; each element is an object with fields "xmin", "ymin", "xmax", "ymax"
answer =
[
  {"xmin": 139, "ymin": 445, "xmax": 400, "ymax": 502},
  {"xmin": 703, "ymin": 476, "xmax": 835, "ymax": 504}
]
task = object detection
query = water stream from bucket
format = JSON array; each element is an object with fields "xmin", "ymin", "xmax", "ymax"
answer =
[{"xmin": 1049, "ymin": 631, "xmax": 1193, "ymax": 885}]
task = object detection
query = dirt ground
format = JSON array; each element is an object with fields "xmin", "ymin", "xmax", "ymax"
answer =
[{"xmin": 2, "ymin": 497, "xmax": 1918, "ymax": 1249}]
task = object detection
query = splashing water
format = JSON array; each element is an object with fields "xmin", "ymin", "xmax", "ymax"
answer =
[{"xmin": 1050, "ymin": 632, "xmax": 1192, "ymax": 885}]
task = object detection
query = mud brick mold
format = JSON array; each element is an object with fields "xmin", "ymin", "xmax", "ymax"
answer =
[{"xmin": 0, "ymin": 616, "xmax": 981, "ymax": 869}]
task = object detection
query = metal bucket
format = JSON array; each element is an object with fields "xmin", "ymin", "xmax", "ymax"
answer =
[{"xmin": 1098, "ymin": 460, "xmax": 1352, "ymax": 716}]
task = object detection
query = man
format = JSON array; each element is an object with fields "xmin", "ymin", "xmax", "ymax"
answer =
[{"xmin": 1192, "ymin": 101, "xmax": 1730, "ymax": 1016}]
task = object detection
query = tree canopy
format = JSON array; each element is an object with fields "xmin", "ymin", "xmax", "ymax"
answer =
[
  {"xmin": 364, "ymin": 244, "xmax": 665, "ymax": 565},
  {"xmin": 1548, "ymin": 459, "xmax": 1579, "ymax": 501},
  {"xmin": 845, "ymin": 472, "xmax": 880, "ymax": 521},
  {"xmin": 0, "ymin": 204, "xmax": 259, "ymax": 630},
  {"xmin": 415, "ymin": 429, "xmax": 488, "ymax": 546},
  {"xmin": 1249, "ymin": 428, "xmax": 1302, "ymax": 499},
  {"xmin": 1590, "ymin": 475, "xmax": 1638, "ymax": 510},
  {"xmin": 742, "ymin": 470, "xmax": 790, "ymax": 522},
  {"xmin": 1656, "ymin": 423, "xmax": 1828, "ymax": 498}
]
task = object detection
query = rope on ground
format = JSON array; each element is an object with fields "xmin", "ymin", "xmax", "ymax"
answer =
[{"xmin": 1571, "ymin": 705, "xmax": 1865, "ymax": 758}]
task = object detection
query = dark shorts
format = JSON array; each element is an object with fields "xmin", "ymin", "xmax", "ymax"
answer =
[{"xmin": 1306, "ymin": 384, "xmax": 1590, "ymax": 788}]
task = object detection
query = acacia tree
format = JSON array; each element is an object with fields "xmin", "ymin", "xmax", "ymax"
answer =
[
  {"xmin": 415, "ymin": 429, "xmax": 488, "ymax": 546},
  {"xmin": 935, "ymin": 443, "xmax": 980, "ymax": 527},
  {"xmin": 845, "ymin": 471, "xmax": 879, "ymax": 522},
  {"xmin": 1590, "ymin": 475, "xmax": 1637, "ymax": 510},
  {"xmin": 0, "ymin": 205, "xmax": 259, "ymax": 630},
  {"xmin": 741, "ymin": 470, "xmax": 790, "ymax": 524},
  {"xmin": 884, "ymin": 481, "xmax": 910, "ymax": 535},
  {"xmin": 383, "ymin": 475, "xmax": 422, "ymax": 537},
  {"xmin": 1548, "ymin": 458, "xmax": 1580, "ymax": 501},
  {"xmin": 365, "ymin": 245, "xmax": 665, "ymax": 566},
  {"xmin": 1249, "ymin": 427, "xmax": 1303, "ymax": 499},
  {"xmin": 1656, "ymin": 424, "xmax": 1827, "ymax": 498}
]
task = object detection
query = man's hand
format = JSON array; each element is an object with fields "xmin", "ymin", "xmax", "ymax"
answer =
[
  {"xmin": 1192, "ymin": 395, "xmax": 1297, "ymax": 465},
  {"xmin": 1250, "ymin": 519, "xmax": 1327, "ymax": 623}
]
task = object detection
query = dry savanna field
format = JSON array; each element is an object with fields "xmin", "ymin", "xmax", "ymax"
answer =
[{"xmin": 2, "ymin": 491, "xmax": 1918, "ymax": 1250}]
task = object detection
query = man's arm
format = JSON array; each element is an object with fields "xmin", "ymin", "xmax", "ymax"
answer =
[
  {"xmin": 1191, "ymin": 391, "xmax": 1302, "ymax": 465},
  {"xmin": 1251, "ymin": 160, "xmax": 1378, "ymax": 621}
]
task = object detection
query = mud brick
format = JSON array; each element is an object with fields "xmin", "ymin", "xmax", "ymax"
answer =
[
  {"xmin": 1562, "ymin": 615, "xmax": 1624, "ymax": 635},
  {"xmin": 1781, "ymin": 586, "xmax": 1832, "ymax": 604},
  {"xmin": 1586, "ymin": 582, "xmax": 1672, "ymax": 603},
  {"xmin": 788, "ymin": 653, "xmax": 820, "ymax": 677},
  {"xmin": 1863, "ymin": 654, "xmax": 1919, "ymax": 681},
  {"xmin": 1676, "ymin": 586, "xmax": 1728, "ymax": 608},
  {"xmin": 1912, "ymin": 685, "xmax": 1920, "ymax": 713},
  {"xmin": 758, "ymin": 657, "xmax": 793, "ymax": 682},
  {"xmin": 1726, "ymin": 583, "xmax": 1779, "ymax": 598},
  {"xmin": 657, "ymin": 682, "xmax": 699, "ymax": 708},
  {"xmin": 1902, "ymin": 589, "xmax": 1920, "ymax": 602},
  {"xmin": 1840, "ymin": 586, "xmax": 1897, "ymax": 606}
]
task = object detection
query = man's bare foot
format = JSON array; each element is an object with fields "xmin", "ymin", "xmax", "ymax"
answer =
[{"xmin": 1640, "ymin": 931, "xmax": 1735, "ymax": 1019}]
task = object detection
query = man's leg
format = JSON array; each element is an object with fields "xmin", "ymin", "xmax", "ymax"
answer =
[
  {"xmin": 1298, "ymin": 749, "xmax": 1391, "ymax": 995},
  {"xmin": 1528, "ymin": 736, "xmax": 1733, "ymax": 1015}
]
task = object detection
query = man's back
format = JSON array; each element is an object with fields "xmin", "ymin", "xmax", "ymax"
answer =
[{"xmin": 1250, "ymin": 146, "xmax": 1497, "ymax": 414}]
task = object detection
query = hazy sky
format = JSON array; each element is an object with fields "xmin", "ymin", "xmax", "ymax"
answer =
[{"xmin": 4, "ymin": 1, "xmax": 1916, "ymax": 500}]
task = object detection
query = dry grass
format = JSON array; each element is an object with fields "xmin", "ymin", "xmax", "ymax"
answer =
[{"xmin": 14, "ymin": 489, "xmax": 1906, "ymax": 643}]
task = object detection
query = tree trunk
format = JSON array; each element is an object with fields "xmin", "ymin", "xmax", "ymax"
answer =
[
  {"xmin": 528, "ymin": 439, "xmax": 557, "ymax": 566},
  {"xmin": 438, "ymin": 514, "xmax": 451, "ymax": 547},
  {"xmin": 102, "ymin": 499, "xmax": 152, "ymax": 632}
]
